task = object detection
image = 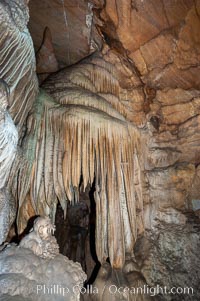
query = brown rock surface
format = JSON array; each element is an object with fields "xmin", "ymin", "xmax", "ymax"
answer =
[
  {"xmin": 29, "ymin": 0, "xmax": 102, "ymax": 66},
  {"xmin": 36, "ymin": 27, "xmax": 59, "ymax": 74},
  {"xmin": 95, "ymin": 0, "xmax": 199, "ymax": 91},
  {"xmin": 1, "ymin": 0, "xmax": 200, "ymax": 300}
]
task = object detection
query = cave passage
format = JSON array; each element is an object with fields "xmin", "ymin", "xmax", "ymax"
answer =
[{"xmin": 55, "ymin": 179, "xmax": 101, "ymax": 284}]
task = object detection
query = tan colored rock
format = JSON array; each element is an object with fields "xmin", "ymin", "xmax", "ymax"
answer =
[
  {"xmin": 174, "ymin": 7, "xmax": 200, "ymax": 69},
  {"xmin": 156, "ymin": 88, "xmax": 200, "ymax": 105},
  {"xmin": 115, "ymin": 0, "xmax": 169, "ymax": 52},
  {"xmin": 163, "ymin": 0, "xmax": 194, "ymax": 26},
  {"xmin": 129, "ymin": 50, "xmax": 148, "ymax": 76},
  {"xmin": 29, "ymin": 0, "xmax": 101, "ymax": 66},
  {"xmin": 139, "ymin": 33, "xmax": 175, "ymax": 71},
  {"xmin": 143, "ymin": 63, "xmax": 200, "ymax": 89},
  {"xmin": 146, "ymin": 164, "xmax": 195, "ymax": 210},
  {"xmin": 36, "ymin": 27, "xmax": 59, "ymax": 74},
  {"xmin": 95, "ymin": 1, "xmax": 200, "ymax": 93},
  {"xmin": 161, "ymin": 98, "xmax": 200, "ymax": 125},
  {"xmin": 1, "ymin": 1, "xmax": 200, "ymax": 298}
]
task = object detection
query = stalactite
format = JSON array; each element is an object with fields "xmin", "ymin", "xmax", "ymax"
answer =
[
  {"xmin": 10, "ymin": 90, "xmax": 141, "ymax": 268},
  {"xmin": 10, "ymin": 54, "xmax": 144, "ymax": 269}
]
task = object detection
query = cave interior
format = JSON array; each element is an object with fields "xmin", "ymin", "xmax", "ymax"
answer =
[{"xmin": 0, "ymin": 0, "xmax": 200, "ymax": 300}]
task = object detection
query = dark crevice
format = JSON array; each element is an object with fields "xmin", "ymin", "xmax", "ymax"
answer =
[
  {"xmin": 55, "ymin": 178, "xmax": 101, "ymax": 285},
  {"xmin": 86, "ymin": 179, "xmax": 101, "ymax": 285}
]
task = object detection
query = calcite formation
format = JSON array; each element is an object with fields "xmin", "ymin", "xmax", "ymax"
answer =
[
  {"xmin": 0, "ymin": 0, "xmax": 38, "ymax": 131},
  {"xmin": 0, "ymin": 80, "xmax": 18, "ymax": 244},
  {"xmin": 0, "ymin": 81, "xmax": 18, "ymax": 189},
  {"xmin": 0, "ymin": 188, "xmax": 16, "ymax": 245},
  {"xmin": 0, "ymin": 0, "xmax": 200, "ymax": 300},
  {"xmin": 10, "ymin": 52, "xmax": 144, "ymax": 269},
  {"xmin": 0, "ymin": 239, "xmax": 86, "ymax": 301},
  {"xmin": 0, "ymin": 0, "xmax": 36, "ymax": 244},
  {"xmin": 20, "ymin": 216, "xmax": 59, "ymax": 259}
]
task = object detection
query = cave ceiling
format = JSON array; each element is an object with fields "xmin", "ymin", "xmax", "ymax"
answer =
[
  {"xmin": 0, "ymin": 0, "xmax": 200, "ymax": 300},
  {"xmin": 29, "ymin": 0, "xmax": 200, "ymax": 89}
]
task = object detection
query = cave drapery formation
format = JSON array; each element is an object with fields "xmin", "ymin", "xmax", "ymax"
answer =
[
  {"xmin": 0, "ymin": 0, "xmax": 200, "ymax": 300},
  {"xmin": 0, "ymin": 0, "xmax": 38, "ymax": 131},
  {"xmin": 10, "ymin": 53, "xmax": 144, "ymax": 269}
]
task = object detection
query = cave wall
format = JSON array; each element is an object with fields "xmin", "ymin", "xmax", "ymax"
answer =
[
  {"xmin": 27, "ymin": 0, "xmax": 200, "ymax": 299},
  {"xmin": 0, "ymin": 0, "xmax": 200, "ymax": 300},
  {"xmin": 28, "ymin": 0, "xmax": 102, "ymax": 67},
  {"xmin": 0, "ymin": 0, "xmax": 38, "ymax": 132}
]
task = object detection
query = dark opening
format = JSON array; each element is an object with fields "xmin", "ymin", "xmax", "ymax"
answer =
[
  {"xmin": 87, "ymin": 180, "xmax": 101, "ymax": 284},
  {"xmin": 55, "ymin": 178, "xmax": 101, "ymax": 284}
]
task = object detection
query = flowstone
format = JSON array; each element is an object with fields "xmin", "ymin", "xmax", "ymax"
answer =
[{"xmin": 0, "ymin": 217, "xmax": 87, "ymax": 301}]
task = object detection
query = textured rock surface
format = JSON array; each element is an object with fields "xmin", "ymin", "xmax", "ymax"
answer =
[
  {"xmin": 10, "ymin": 51, "xmax": 143, "ymax": 269},
  {"xmin": 36, "ymin": 1, "xmax": 200, "ymax": 298},
  {"xmin": 1, "ymin": 0, "xmax": 200, "ymax": 300},
  {"xmin": 0, "ymin": 0, "xmax": 38, "ymax": 132},
  {"xmin": 0, "ymin": 0, "xmax": 38, "ymax": 245},
  {"xmin": 36, "ymin": 27, "xmax": 59, "ymax": 83},
  {"xmin": 135, "ymin": 217, "xmax": 200, "ymax": 301},
  {"xmin": 29, "ymin": 0, "xmax": 102, "ymax": 66},
  {"xmin": 0, "ymin": 244, "xmax": 86, "ymax": 301},
  {"xmin": 0, "ymin": 79, "xmax": 18, "ymax": 245},
  {"xmin": 94, "ymin": 0, "xmax": 200, "ymax": 88},
  {"xmin": 0, "ymin": 188, "xmax": 16, "ymax": 245}
]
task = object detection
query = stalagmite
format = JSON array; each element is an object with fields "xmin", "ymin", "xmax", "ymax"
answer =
[{"xmin": 0, "ymin": 217, "xmax": 87, "ymax": 301}]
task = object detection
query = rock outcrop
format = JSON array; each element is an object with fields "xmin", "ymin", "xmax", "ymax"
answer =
[
  {"xmin": 29, "ymin": 0, "xmax": 102, "ymax": 66},
  {"xmin": 0, "ymin": 0, "xmax": 200, "ymax": 300},
  {"xmin": 0, "ymin": 0, "xmax": 38, "ymax": 133},
  {"xmin": 0, "ymin": 244, "xmax": 86, "ymax": 301}
]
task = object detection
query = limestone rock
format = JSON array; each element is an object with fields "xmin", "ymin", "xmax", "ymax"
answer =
[
  {"xmin": 0, "ymin": 189, "xmax": 16, "ymax": 245},
  {"xmin": 0, "ymin": 244, "xmax": 87, "ymax": 301},
  {"xmin": 135, "ymin": 224, "xmax": 200, "ymax": 301},
  {"xmin": 0, "ymin": 0, "xmax": 38, "ymax": 132},
  {"xmin": 1, "ymin": 1, "xmax": 200, "ymax": 300},
  {"xmin": 36, "ymin": 27, "xmax": 59, "ymax": 83},
  {"xmin": 29, "ymin": 0, "xmax": 102, "ymax": 66},
  {"xmin": 95, "ymin": 0, "xmax": 199, "ymax": 91},
  {"xmin": 174, "ymin": 7, "xmax": 200, "ymax": 69}
]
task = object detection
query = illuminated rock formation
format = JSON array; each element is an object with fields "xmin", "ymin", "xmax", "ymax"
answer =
[
  {"xmin": 19, "ymin": 216, "xmax": 59, "ymax": 259},
  {"xmin": 0, "ymin": 0, "xmax": 38, "ymax": 131},
  {"xmin": 0, "ymin": 219, "xmax": 86, "ymax": 301},
  {"xmin": 0, "ymin": 0, "xmax": 200, "ymax": 300},
  {"xmin": 36, "ymin": 27, "xmax": 59, "ymax": 84},
  {"xmin": 0, "ymin": 0, "xmax": 36, "ymax": 245},
  {"xmin": 0, "ymin": 80, "xmax": 18, "ymax": 244},
  {"xmin": 28, "ymin": 0, "xmax": 101, "ymax": 66},
  {"xmin": 10, "ymin": 52, "xmax": 144, "ymax": 269}
]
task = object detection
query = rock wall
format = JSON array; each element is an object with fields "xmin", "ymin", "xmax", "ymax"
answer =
[
  {"xmin": 0, "ymin": 0, "xmax": 38, "ymax": 132},
  {"xmin": 0, "ymin": 244, "xmax": 86, "ymax": 301},
  {"xmin": 29, "ymin": 0, "xmax": 102, "ymax": 67},
  {"xmin": 92, "ymin": 1, "xmax": 200, "ymax": 299},
  {"xmin": 0, "ymin": 0, "xmax": 200, "ymax": 300}
]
